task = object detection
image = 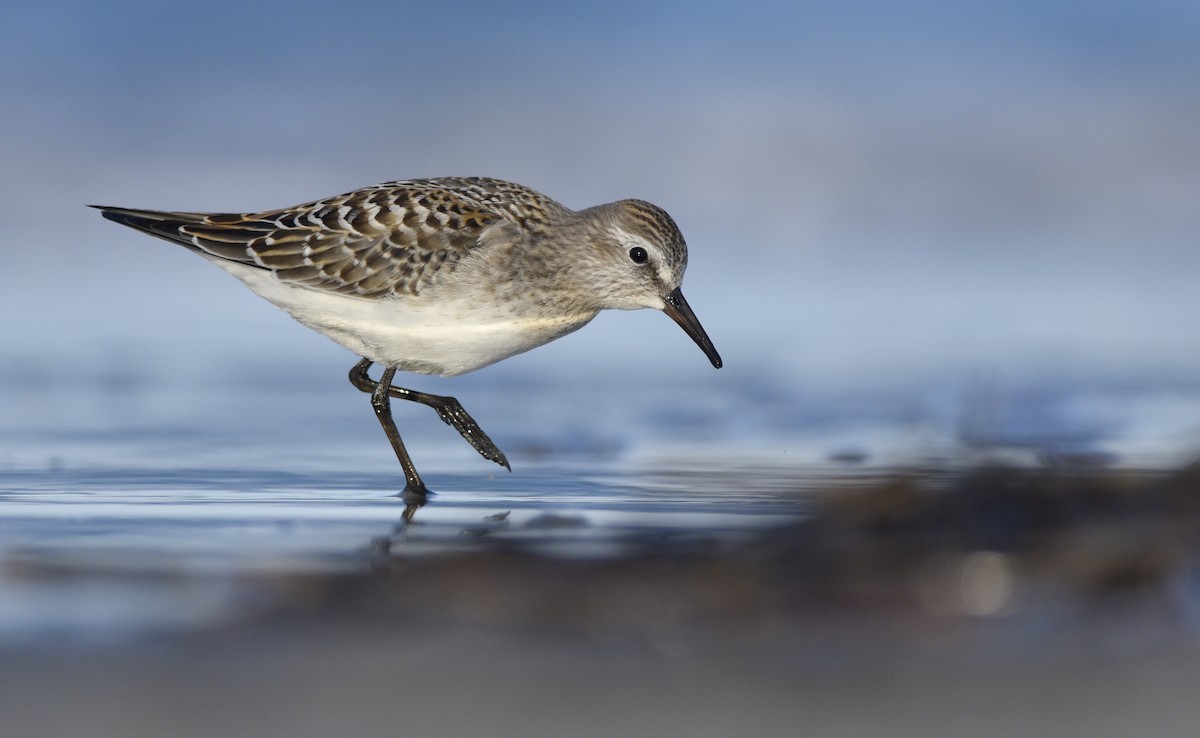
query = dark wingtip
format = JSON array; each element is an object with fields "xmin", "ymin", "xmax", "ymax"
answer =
[
  {"xmin": 91, "ymin": 205, "xmax": 189, "ymax": 241},
  {"xmin": 90, "ymin": 205, "xmax": 138, "ymax": 226}
]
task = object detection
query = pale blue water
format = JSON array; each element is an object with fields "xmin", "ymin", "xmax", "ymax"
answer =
[
  {"xmin": 4, "ymin": 352, "xmax": 1200, "ymax": 642},
  {"xmin": 0, "ymin": 358, "xmax": 785, "ymax": 640}
]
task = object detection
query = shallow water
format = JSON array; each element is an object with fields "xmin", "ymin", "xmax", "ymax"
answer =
[
  {"xmin": 7, "ymin": 360, "xmax": 1200, "ymax": 736},
  {"xmin": 0, "ymin": 432, "xmax": 823, "ymax": 640},
  {"xmin": 3, "ymin": 356, "xmax": 1200, "ymax": 643}
]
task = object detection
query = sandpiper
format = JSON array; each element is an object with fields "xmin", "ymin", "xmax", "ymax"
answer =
[{"xmin": 93, "ymin": 177, "xmax": 722, "ymax": 499}]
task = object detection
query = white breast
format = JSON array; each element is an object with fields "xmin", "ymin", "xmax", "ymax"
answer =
[{"xmin": 213, "ymin": 260, "xmax": 595, "ymax": 376}]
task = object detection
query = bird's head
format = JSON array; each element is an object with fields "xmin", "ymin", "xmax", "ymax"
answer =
[{"xmin": 573, "ymin": 199, "xmax": 722, "ymax": 369}]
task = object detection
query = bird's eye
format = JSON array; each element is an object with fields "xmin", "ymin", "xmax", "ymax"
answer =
[{"xmin": 629, "ymin": 246, "xmax": 648, "ymax": 264}]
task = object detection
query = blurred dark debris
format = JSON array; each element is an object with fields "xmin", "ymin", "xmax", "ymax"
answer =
[
  {"xmin": 777, "ymin": 464, "xmax": 1196, "ymax": 611},
  {"xmin": 267, "ymin": 462, "xmax": 1200, "ymax": 639},
  {"xmin": 827, "ymin": 447, "xmax": 870, "ymax": 465}
]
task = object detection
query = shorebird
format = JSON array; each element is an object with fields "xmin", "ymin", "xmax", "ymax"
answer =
[{"xmin": 93, "ymin": 177, "xmax": 722, "ymax": 499}]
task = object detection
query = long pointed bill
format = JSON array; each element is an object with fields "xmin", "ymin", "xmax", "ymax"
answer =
[{"xmin": 662, "ymin": 287, "xmax": 723, "ymax": 369}]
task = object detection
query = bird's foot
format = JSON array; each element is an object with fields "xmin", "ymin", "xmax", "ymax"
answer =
[{"xmin": 428, "ymin": 397, "xmax": 512, "ymax": 471}]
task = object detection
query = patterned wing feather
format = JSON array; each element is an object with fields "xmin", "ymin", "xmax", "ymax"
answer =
[{"xmin": 94, "ymin": 177, "xmax": 566, "ymax": 297}]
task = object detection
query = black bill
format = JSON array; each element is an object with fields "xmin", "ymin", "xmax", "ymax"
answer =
[{"xmin": 662, "ymin": 287, "xmax": 723, "ymax": 369}]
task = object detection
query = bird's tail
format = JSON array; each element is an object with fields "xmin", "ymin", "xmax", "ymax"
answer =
[{"xmin": 90, "ymin": 205, "xmax": 211, "ymax": 250}]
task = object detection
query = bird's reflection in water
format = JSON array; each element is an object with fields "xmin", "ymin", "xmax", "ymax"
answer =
[
  {"xmin": 370, "ymin": 494, "xmax": 426, "ymax": 557},
  {"xmin": 369, "ymin": 493, "xmax": 513, "ymax": 557},
  {"xmin": 400, "ymin": 495, "xmax": 425, "ymax": 526}
]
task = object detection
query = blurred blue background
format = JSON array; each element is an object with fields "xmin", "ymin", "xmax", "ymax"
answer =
[{"xmin": 4, "ymin": 0, "xmax": 1200, "ymax": 463}]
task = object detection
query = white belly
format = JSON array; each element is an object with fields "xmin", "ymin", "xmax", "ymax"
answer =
[{"xmin": 217, "ymin": 261, "xmax": 595, "ymax": 376}]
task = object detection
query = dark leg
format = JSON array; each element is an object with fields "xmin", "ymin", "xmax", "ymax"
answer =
[
  {"xmin": 350, "ymin": 359, "xmax": 511, "ymax": 478},
  {"xmin": 367, "ymin": 363, "xmax": 431, "ymax": 498}
]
